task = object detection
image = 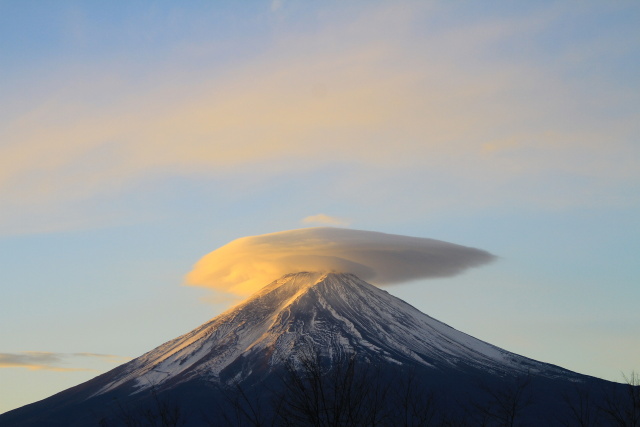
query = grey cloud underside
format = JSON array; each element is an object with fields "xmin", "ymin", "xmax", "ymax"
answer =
[
  {"xmin": 323, "ymin": 245, "xmax": 496, "ymax": 285},
  {"xmin": 0, "ymin": 352, "xmax": 63, "ymax": 368},
  {"xmin": 249, "ymin": 228, "xmax": 495, "ymax": 284}
]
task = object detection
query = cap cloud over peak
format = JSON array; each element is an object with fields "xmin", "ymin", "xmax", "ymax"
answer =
[{"xmin": 186, "ymin": 227, "xmax": 496, "ymax": 296}]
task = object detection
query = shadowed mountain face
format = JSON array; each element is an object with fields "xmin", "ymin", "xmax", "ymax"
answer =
[{"xmin": 0, "ymin": 273, "xmax": 633, "ymax": 426}]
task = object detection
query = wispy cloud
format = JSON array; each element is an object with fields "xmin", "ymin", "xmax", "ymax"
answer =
[
  {"xmin": 1, "ymin": 2, "xmax": 638, "ymax": 234},
  {"xmin": 0, "ymin": 352, "xmax": 131, "ymax": 372}
]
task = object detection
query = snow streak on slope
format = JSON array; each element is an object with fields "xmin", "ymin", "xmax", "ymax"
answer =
[{"xmin": 95, "ymin": 272, "xmax": 570, "ymax": 396}]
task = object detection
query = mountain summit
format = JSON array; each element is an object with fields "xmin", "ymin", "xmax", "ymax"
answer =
[
  {"xmin": 0, "ymin": 272, "xmax": 631, "ymax": 426},
  {"xmin": 96, "ymin": 271, "xmax": 572, "ymax": 397}
]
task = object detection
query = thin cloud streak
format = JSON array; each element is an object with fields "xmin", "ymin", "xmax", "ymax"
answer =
[
  {"xmin": 71, "ymin": 353, "xmax": 132, "ymax": 364},
  {"xmin": 0, "ymin": 352, "xmax": 131, "ymax": 372}
]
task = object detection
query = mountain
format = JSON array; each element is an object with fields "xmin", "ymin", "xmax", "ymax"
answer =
[
  {"xmin": 91, "ymin": 272, "xmax": 575, "ymax": 393},
  {"xmin": 0, "ymin": 272, "xmax": 633, "ymax": 426}
]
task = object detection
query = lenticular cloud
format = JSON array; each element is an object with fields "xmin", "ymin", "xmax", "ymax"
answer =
[{"xmin": 185, "ymin": 227, "xmax": 496, "ymax": 296}]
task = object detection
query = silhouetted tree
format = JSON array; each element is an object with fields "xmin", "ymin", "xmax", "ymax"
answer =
[
  {"xmin": 97, "ymin": 386, "xmax": 187, "ymax": 427},
  {"xmin": 205, "ymin": 382, "xmax": 278, "ymax": 427},
  {"xmin": 601, "ymin": 371, "xmax": 640, "ymax": 427},
  {"xmin": 470, "ymin": 374, "xmax": 534, "ymax": 427},
  {"xmin": 274, "ymin": 343, "xmax": 391, "ymax": 427},
  {"xmin": 389, "ymin": 367, "xmax": 441, "ymax": 426},
  {"xmin": 127, "ymin": 344, "xmax": 639, "ymax": 427},
  {"xmin": 558, "ymin": 382, "xmax": 601, "ymax": 427}
]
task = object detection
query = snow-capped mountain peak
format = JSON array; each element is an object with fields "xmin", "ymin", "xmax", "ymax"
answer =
[{"xmin": 94, "ymin": 272, "xmax": 569, "ymax": 396}]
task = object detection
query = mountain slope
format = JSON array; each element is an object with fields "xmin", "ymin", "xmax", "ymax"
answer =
[
  {"xmin": 0, "ymin": 272, "xmax": 628, "ymax": 426},
  {"xmin": 94, "ymin": 272, "xmax": 577, "ymax": 398}
]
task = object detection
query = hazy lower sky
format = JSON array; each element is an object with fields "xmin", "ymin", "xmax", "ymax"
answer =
[{"xmin": 1, "ymin": 0, "xmax": 639, "ymax": 414}]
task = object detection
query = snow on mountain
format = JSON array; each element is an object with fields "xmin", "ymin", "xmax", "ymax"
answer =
[{"xmin": 95, "ymin": 272, "xmax": 572, "ymax": 396}]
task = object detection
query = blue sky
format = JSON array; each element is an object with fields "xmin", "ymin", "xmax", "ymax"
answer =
[{"xmin": 1, "ymin": 0, "xmax": 639, "ymax": 414}]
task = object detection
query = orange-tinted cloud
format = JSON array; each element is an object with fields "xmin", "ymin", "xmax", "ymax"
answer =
[
  {"xmin": 301, "ymin": 214, "xmax": 350, "ymax": 226},
  {"xmin": 1, "ymin": 2, "xmax": 638, "ymax": 235},
  {"xmin": 185, "ymin": 227, "xmax": 496, "ymax": 296}
]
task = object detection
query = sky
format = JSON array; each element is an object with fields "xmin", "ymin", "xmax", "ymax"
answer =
[{"xmin": 1, "ymin": 0, "xmax": 639, "ymax": 414}]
